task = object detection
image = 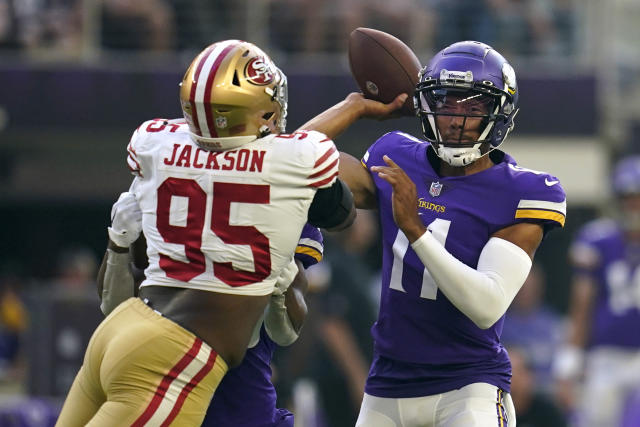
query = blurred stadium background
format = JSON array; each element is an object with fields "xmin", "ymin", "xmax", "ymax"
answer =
[{"xmin": 0, "ymin": 0, "xmax": 639, "ymax": 425}]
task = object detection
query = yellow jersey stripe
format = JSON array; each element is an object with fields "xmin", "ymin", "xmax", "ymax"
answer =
[
  {"xmin": 296, "ymin": 245, "xmax": 323, "ymax": 262},
  {"xmin": 515, "ymin": 209, "xmax": 566, "ymax": 226},
  {"xmin": 497, "ymin": 389, "xmax": 505, "ymax": 427}
]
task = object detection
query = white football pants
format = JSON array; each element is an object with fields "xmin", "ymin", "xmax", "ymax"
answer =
[{"xmin": 355, "ymin": 382, "xmax": 515, "ymax": 427}]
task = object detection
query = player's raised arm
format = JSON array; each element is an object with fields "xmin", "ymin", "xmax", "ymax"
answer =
[{"xmin": 299, "ymin": 93, "xmax": 407, "ymax": 141}]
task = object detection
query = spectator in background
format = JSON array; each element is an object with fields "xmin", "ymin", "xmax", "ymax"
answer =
[
  {"xmin": 0, "ymin": 272, "xmax": 28, "ymax": 382},
  {"xmin": 38, "ymin": 0, "xmax": 84, "ymax": 53},
  {"xmin": 552, "ymin": 156, "xmax": 640, "ymax": 427},
  {"xmin": 502, "ymin": 263, "xmax": 564, "ymax": 392},
  {"xmin": 0, "ymin": 0, "xmax": 41, "ymax": 50},
  {"xmin": 358, "ymin": 0, "xmax": 436, "ymax": 57},
  {"xmin": 101, "ymin": 0, "xmax": 175, "ymax": 51},
  {"xmin": 52, "ymin": 247, "xmax": 98, "ymax": 299},
  {"xmin": 433, "ymin": 0, "xmax": 494, "ymax": 52},
  {"xmin": 269, "ymin": 0, "xmax": 367, "ymax": 53},
  {"xmin": 510, "ymin": 346, "xmax": 567, "ymax": 427}
]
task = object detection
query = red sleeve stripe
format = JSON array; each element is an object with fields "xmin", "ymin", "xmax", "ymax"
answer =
[
  {"xmin": 127, "ymin": 149, "xmax": 142, "ymax": 175},
  {"xmin": 308, "ymin": 158, "xmax": 338, "ymax": 179},
  {"xmin": 127, "ymin": 163, "xmax": 142, "ymax": 177},
  {"xmin": 313, "ymin": 146, "xmax": 337, "ymax": 168},
  {"xmin": 308, "ymin": 171, "xmax": 339, "ymax": 188},
  {"xmin": 319, "ymin": 138, "xmax": 331, "ymax": 143}
]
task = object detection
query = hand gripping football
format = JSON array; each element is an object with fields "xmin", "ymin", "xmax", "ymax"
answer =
[{"xmin": 348, "ymin": 27, "xmax": 422, "ymax": 116}]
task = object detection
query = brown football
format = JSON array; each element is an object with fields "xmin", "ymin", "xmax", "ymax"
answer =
[{"xmin": 348, "ymin": 27, "xmax": 422, "ymax": 116}]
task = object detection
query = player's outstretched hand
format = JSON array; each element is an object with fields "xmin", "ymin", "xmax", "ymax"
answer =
[
  {"xmin": 371, "ymin": 155, "xmax": 425, "ymax": 242},
  {"xmin": 346, "ymin": 92, "xmax": 408, "ymax": 120},
  {"xmin": 108, "ymin": 192, "xmax": 143, "ymax": 248}
]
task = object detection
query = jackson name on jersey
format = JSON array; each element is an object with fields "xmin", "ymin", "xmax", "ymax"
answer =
[{"xmin": 126, "ymin": 118, "xmax": 338, "ymax": 296}]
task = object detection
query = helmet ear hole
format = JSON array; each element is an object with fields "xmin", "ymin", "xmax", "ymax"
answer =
[
  {"xmin": 263, "ymin": 112, "xmax": 274, "ymax": 121},
  {"xmin": 232, "ymin": 71, "xmax": 241, "ymax": 87}
]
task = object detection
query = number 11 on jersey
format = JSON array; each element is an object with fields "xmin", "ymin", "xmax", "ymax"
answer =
[{"xmin": 389, "ymin": 218, "xmax": 451, "ymax": 300}]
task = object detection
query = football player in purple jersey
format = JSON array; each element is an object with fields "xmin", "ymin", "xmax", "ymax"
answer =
[
  {"xmin": 552, "ymin": 156, "xmax": 640, "ymax": 427},
  {"xmin": 203, "ymin": 223, "xmax": 323, "ymax": 427},
  {"xmin": 301, "ymin": 40, "xmax": 566, "ymax": 426}
]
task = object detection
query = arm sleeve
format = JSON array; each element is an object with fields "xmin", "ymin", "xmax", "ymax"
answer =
[
  {"xmin": 411, "ymin": 233, "xmax": 532, "ymax": 329},
  {"xmin": 307, "ymin": 178, "xmax": 354, "ymax": 229},
  {"xmin": 100, "ymin": 249, "xmax": 135, "ymax": 315}
]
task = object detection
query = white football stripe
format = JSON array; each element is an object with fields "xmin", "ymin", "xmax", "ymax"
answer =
[
  {"xmin": 517, "ymin": 198, "xmax": 567, "ymax": 214},
  {"xmin": 144, "ymin": 342, "xmax": 212, "ymax": 426},
  {"xmin": 298, "ymin": 238, "xmax": 323, "ymax": 254},
  {"xmin": 195, "ymin": 40, "xmax": 237, "ymax": 137}
]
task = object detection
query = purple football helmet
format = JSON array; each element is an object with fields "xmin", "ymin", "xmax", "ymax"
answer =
[
  {"xmin": 612, "ymin": 156, "xmax": 640, "ymax": 196},
  {"xmin": 612, "ymin": 156, "xmax": 640, "ymax": 233},
  {"xmin": 414, "ymin": 41, "xmax": 519, "ymax": 166}
]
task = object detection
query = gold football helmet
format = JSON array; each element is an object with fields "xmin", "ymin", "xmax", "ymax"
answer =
[{"xmin": 179, "ymin": 40, "xmax": 288, "ymax": 151}]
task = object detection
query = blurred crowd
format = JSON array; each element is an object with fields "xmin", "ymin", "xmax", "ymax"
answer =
[
  {"xmin": 2, "ymin": 1, "xmax": 640, "ymax": 427},
  {"xmin": 0, "ymin": 0, "xmax": 575, "ymax": 59}
]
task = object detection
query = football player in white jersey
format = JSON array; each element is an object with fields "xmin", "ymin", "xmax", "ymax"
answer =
[{"xmin": 56, "ymin": 40, "xmax": 358, "ymax": 427}]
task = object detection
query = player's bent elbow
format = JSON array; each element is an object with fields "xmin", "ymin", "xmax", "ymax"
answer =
[
  {"xmin": 323, "ymin": 204, "xmax": 356, "ymax": 231},
  {"xmin": 472, "ymin": 314, "xmax": 501, "ymax": 330},
  {"xmin": 308, "ymin": 178, "xmax": 356, "ymax": 230},
  {"xmin": 467, "ymin": 300, "xmax": 508, "ymax": 330}
]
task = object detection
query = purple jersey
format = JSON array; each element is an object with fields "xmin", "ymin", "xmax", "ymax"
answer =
[
  {"xmin": 362, "ymin": 132, "xmax": 566, "ymax": 398},
  {"xmin": 203, "ymin": 224, "xmax": 323, "ymax": 427},
  {"xmin": 569, "ymin": 218, "xmax": 640, "ymax": 348}
]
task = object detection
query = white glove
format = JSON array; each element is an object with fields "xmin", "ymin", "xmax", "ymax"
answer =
[
  {"xmin": 272, "ymin": 259, "xmax": 299, "ymax": 296},
  {"xmin": 107, "ymin": 192, "xmax": 142, "ymax": 248},
  {"xmin": 265, "ymin": 293, "xmax": 299, "ymax": 346}
]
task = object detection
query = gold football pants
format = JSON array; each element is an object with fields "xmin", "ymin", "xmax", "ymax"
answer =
[{"xmin": 56, "ymin": 297, "xmax": 228, "ymax": 426}]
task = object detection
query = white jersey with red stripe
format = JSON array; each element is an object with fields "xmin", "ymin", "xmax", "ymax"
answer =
[{"xmin": 126, "ymin": 118, "xmax": 338, "ymax": 296}]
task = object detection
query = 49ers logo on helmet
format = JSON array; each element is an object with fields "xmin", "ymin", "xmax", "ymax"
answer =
[{"xmin": 245, "ymin": 57, "xmax": 274, "ymax": 85}]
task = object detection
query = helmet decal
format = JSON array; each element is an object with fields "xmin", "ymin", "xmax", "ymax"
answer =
[
  {"xmin": 244, "ymin": 56, "xmax": 275, "ymax": 85},
  {"xmin": 179, "ymin": 40, "xmax": 289, "ymax": 151},
  {"xmin": 502, "ymin": 63, "xmax": 517, "ymax": 95},
  {"xmin": 439, "ymin": 69, "xmax": 473, "ymax": 85},
  {"xmin": 215, "ymin": 116, "xmax": 228, "ymax": 129}
]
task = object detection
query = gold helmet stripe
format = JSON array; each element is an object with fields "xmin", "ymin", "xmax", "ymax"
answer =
[{"xmin": 191, "ymin": 40, "xmax": 239, "ymax": 138}]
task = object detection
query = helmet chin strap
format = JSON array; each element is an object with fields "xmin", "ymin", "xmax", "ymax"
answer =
[{"xmin": 436, "ymin": 143, "xmax": 483, "ymax": 167}]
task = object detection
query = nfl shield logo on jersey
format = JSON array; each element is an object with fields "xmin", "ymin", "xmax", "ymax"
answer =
[{"xmin": 429, "ymin": 181, "xmax": 443, "ymax": 197}]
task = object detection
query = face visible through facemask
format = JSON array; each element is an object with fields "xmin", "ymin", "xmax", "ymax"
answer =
[{"xmin": 432, "ymin": 92, "xmax": 493, "ymax": 144}]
